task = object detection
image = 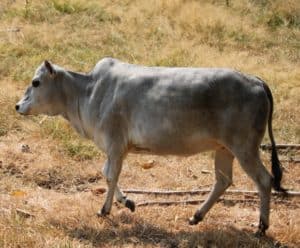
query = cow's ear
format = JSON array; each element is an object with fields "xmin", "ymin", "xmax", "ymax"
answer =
[{"xmin": 44, "ymin": 60, "xmax": 55, "ymax": 76}]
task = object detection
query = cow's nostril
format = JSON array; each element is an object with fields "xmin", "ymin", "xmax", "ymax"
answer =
[{"xmin": 15, "ymin": 105, "xmax": 19, "ymax": 111}]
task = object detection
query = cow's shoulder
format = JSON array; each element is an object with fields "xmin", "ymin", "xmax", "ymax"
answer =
[{"xmin": 89, "ymin": 57, "xmax": 121, "ymax": 79}]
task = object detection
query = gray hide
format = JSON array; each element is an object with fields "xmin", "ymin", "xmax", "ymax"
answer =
[{"xmin": 16, "ymin": 58, "xmax": 285, "ymax": 235}]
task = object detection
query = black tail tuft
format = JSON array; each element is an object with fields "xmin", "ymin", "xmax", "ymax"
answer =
[{"xmin": 271, "ymin": 147, "xmax": 286, "ymax": 193}]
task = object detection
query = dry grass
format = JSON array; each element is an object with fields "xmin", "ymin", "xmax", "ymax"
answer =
[{"xmin": 0, "ymin": 0, "xmax": 299, "ymax": 247}]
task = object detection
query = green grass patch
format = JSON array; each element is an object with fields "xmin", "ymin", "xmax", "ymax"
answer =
[
  {"xmin": 51, "ymin": 0, "xmax": 85, "ymax": 14},
  {"xmin": 0, "ymin": 93, "xmax": 22, "ymax": 136},
  {"xmin": 41, "ymin": 118, "xmax": 101, "ymax": 161},
  {"xmin": 154, "ymin": 49, "xmax": 190, "ymax": 67}
]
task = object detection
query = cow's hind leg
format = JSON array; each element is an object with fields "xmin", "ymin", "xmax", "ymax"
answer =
[
  {"xmin": 236, "ymin": 150, "xmax": 272, "ymax": 236},
  {"xmin": 189, "ymin": 147, "xmax": 234, "ymax": 225}
]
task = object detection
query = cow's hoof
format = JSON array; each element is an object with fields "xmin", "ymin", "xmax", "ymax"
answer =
[
  {"xmin": 188, "ymin": 217, "xmax": 199, "ymax": 225},
  {"xmin": 254, "ymin": 230, "xmax": 265, "ymax": 238},
  {"xmin": 125, "ymin": 199, "xmax": 135, "ymax": 212},
  {"xmin": 97, "ymin": 207, "xmax": 110, "ymax": 217},
  {"xmin": 255, "ymin": 219, "xmax": 268, "ymax": 237},
  {"xmin": 188, "ymin": 211, "xmax": 203, "ymax": 225}
]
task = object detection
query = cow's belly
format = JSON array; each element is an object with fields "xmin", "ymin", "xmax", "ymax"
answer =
[
  {"xmin": 128, "ymin": 126, "xmax": 221, "ymax": 156},
  {"xmin": 127, "ymin": 105, "xmax": 224, "ymax": 155}
]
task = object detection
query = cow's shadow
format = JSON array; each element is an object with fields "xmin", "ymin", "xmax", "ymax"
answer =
[{"xmin": 50, "ymin": 212, "xmax": 281, "ymax": 247}]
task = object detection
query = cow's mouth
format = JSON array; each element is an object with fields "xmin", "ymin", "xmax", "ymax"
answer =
[{"xmin": 15, "ymin": 105, "xmax": 31, "ymax": 115}]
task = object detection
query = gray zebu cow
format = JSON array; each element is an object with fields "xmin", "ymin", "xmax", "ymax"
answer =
[{"xmin": 16, "ymin": 58, "xmax": 285, "ymax": 235}]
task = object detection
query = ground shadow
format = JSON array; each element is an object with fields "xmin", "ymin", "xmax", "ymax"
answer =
[{"xmin": 49, "ymin": 212, "xmax": 284, "ymax": 248}]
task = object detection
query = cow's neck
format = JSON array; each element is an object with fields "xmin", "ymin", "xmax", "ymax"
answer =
[{"xmin": 61, "ymin": 70, "xmax": 92, "ymax": 137}]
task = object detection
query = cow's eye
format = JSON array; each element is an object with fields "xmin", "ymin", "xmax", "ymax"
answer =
[{"xmin": 32, "ymin": 80, "xmax": 40, "ymax": 87}]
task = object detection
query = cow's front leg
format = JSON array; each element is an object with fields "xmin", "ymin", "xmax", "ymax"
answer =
[
  {"xmin": 115, "ymin": 186, "xmax": 135, "ymax": 212},
  {"xmin": 101, "ymin": 160, "xmax": 135, "ymax": 213},
  {"xmin": 97, "ymin": 155, "xmax": 123, "ymax": 216}
]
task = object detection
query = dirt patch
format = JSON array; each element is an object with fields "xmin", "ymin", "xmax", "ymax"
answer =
[
  {"xmin": 29, "ymin": 167, "xmax": 102, "ymax": 193},
  {"xmin": 0, "ymin": 161, "xmax": 24, "ymax": 178},
  {"xmin": 32, "ymin": 168, "xmax": 64, "ymax": 190}
]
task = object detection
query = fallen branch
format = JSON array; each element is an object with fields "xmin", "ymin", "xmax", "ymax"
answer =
[
  {"xmin": 137, "ymin": 199, "xmax": 206, "ymax": 207},
  {"xmin": 123, "ymin": 189, "xmax": 300, "ymax": 197},
  {"xmin": 124, "ymin": 188, "xmax": 211, "ymax": 196},
  {"xmin": 260, "ymin": 144, "xmax": 300, "ymax": 150},
  {"xmin": 136, "ymin": 198, "xmax": 298, "ymax": 207}
]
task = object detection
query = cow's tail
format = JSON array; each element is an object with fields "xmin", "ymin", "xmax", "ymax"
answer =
[{"xmin": 262, "ymin": 82, "xmax": 286, "ymax": 193}]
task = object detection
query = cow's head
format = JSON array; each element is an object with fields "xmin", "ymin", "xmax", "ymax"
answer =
[{"xmin": 16, "ymin": 60, "xmax": 64, "ymax": 116}]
